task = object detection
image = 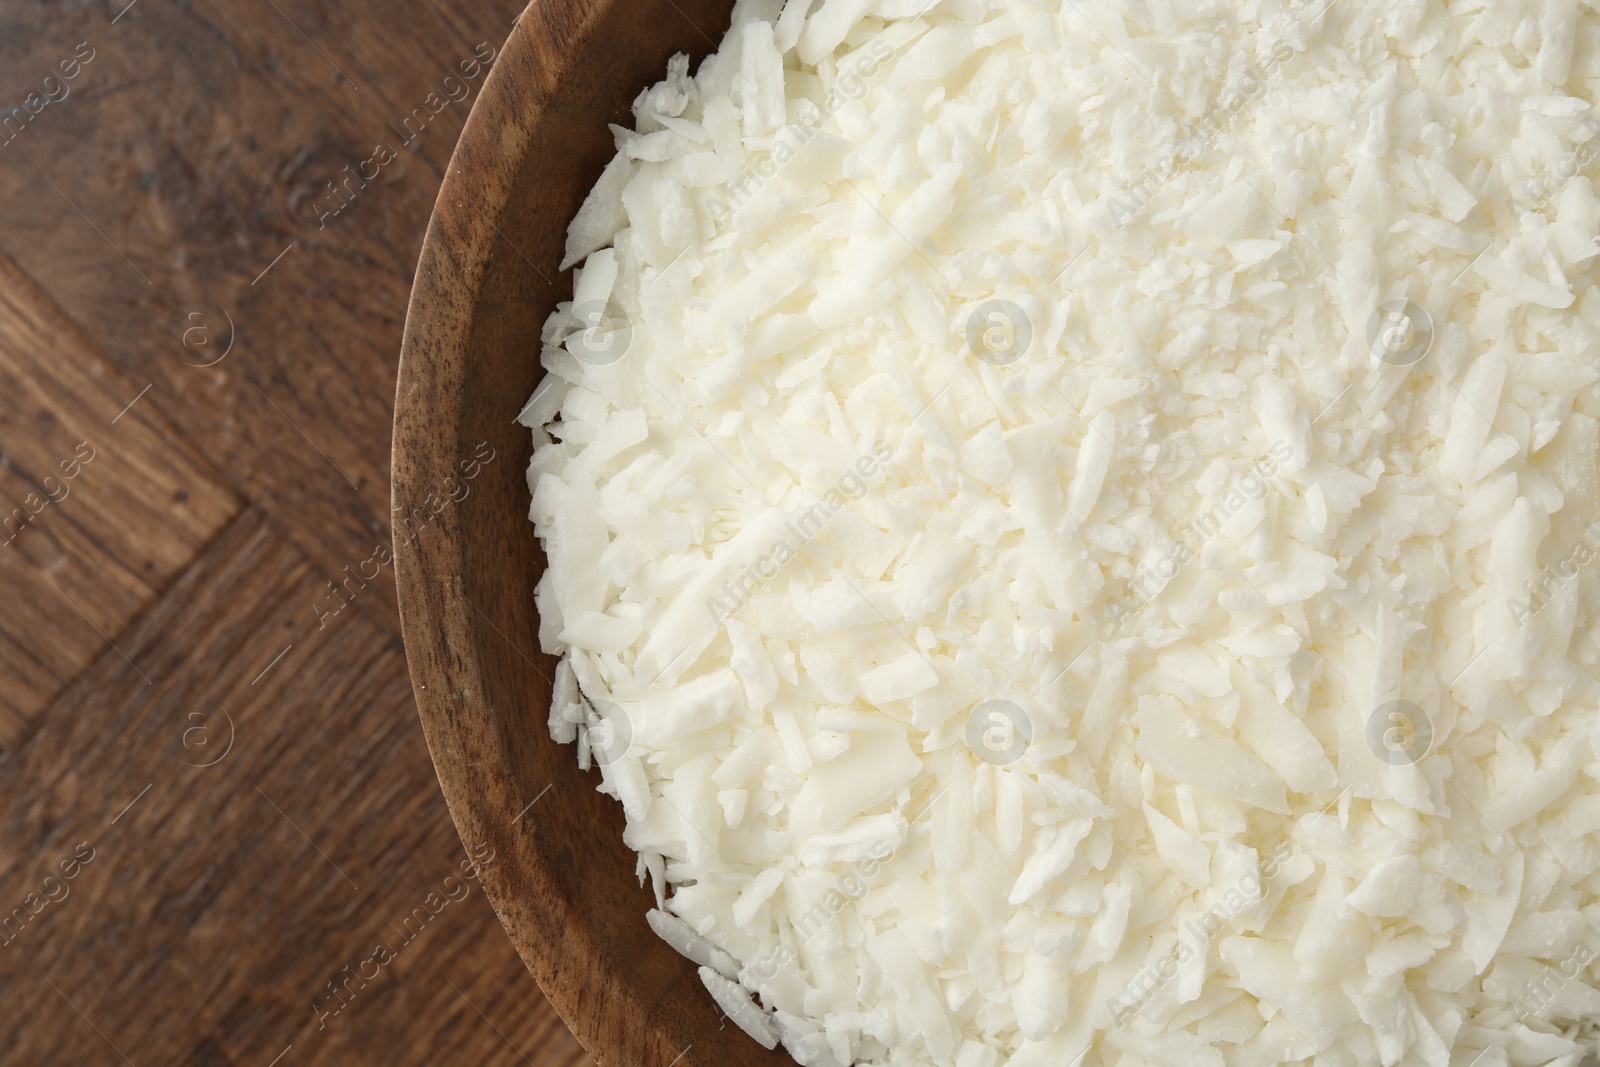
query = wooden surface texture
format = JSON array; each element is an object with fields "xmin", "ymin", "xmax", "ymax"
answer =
[{"xmin": 0, "ymin": 1, "xmax": 593, "ymax": 1063}]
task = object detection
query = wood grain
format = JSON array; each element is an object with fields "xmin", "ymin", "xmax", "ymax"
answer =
[
  {"xmin": 0, "ymin": 246, "xmax": 240, "ymax": 744},
  {"xmin": 0, "ymin": 0, "xmax": 594, "ymax": 1063},
  {"xmin": 0, "ymin": 507, "xmax": 589, "ymax": 1067},
  {"xmin": 0, "ymin": 0, "xmax": 531, "ymax": 627},
  {"xmin": 393, "ymin": 0, "xmax": 797, "ymax": 1063}
]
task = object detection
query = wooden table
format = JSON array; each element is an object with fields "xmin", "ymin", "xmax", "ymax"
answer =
[{"xmin": 0, "ymin": 3, "xmax": 592, "ymax": 1064}]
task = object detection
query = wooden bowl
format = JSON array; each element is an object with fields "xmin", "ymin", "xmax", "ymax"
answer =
[{"xmin": 392, "ymin": 2, "xmax": 790, "ymax": 1064}]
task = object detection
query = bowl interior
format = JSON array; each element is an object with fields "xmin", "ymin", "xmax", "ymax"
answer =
[{"xmin": 392, "ymin": 1, "xmax": 791, "ymax": 1064}]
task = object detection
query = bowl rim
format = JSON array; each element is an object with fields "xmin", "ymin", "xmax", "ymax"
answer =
[
  {"xmin": 392, "ymin": 2, "xmax": 792, "ymax": 1061},
  {"xmin": 390, "ymin": 2, "xmax": 680, "ymax": 1063}
]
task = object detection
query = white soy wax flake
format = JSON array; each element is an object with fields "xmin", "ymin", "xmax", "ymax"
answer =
[{"xmin": 524, "ymin": 0, "xmax": 1600, "ymax": 1063}]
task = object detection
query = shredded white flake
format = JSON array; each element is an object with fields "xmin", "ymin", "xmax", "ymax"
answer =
[{"xmin": 524, "ymin": 0, "xmax": 1600, "ymax": 1063}]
